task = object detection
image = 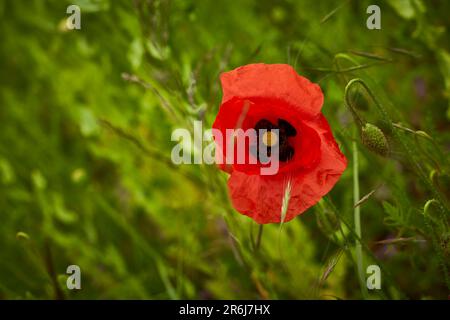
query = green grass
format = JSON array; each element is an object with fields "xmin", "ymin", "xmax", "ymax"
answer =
[{"xmin": 0, "ymin": 0, "xmax": 449, "ymax": 299}]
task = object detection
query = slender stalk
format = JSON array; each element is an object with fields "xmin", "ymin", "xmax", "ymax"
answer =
[
  {"xmin": 423, "ymin": 200, "xmax": 450, "ymax": 290},
  {"xmin": 255, "ymin": 224, "xmax": 264, "ymax": 251},
  {"xmin": 353, "ymin": 141, "xmax": 368, "ymax": 298}
]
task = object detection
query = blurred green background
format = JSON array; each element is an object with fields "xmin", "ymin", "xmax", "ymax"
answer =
[{"xmin": 0, "ymin": 0, "xmax": 449, "ymax": 299}]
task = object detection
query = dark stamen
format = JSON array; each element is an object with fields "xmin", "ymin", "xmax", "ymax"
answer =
[
  {"xmin": 254, "ymin": 119, "xmax": 274, "ymax": 131},
  {"xmin": 279, "ymin": 145, "xmax": 294, "ymax": 162},
  {"xmin": 252, "ymin": 118, "xmax": 296, "ymax": 163},
  {"xmin": 278, "ymin": 118, "xmax": 297, "ymax": 136}
]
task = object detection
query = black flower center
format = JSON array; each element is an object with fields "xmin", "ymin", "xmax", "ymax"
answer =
[{"xmin": 251, "ymin": 118, "xmax": 297, "ymax": 162}]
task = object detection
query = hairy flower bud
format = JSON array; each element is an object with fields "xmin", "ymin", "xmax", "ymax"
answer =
[{"xmin": 361, "ymin": 123, "xmax": 389, "ymax": 156}]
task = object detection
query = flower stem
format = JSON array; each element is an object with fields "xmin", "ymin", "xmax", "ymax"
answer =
[
  {"xmin": 423, "ymin": 200, "xmax": 450, "ymax": 290},
  {"xmin": 353, "ymin": 141, "xmax": 368, "ymax": 298},
  {"xmin": 255, "ymin": 224, "xmax": 264, "ymax": 251}
]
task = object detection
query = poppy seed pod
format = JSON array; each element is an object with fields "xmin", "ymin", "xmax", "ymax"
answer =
[{"xmin": 361, "ymin": 123, "xmax": 389, "ymax": 157}]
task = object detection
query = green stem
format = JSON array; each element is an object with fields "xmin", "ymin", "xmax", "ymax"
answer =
[
  {"xmin": 255, "ymin": 224, "xmax": 264, "ymax": 251},
  {"xmin": 335, "ymin": 54, "xmax": 365, "ymax": 129},
  {"xmin": 344, "ymin": 86, "xmax": 365, "ymax": 129},
  {"xmin": 353, "ymin": 141, "xmax": 368, "ymax": 298},
  {"xmin": 423, "ymin": 200, "xmax": 450, "ymax": 290}
]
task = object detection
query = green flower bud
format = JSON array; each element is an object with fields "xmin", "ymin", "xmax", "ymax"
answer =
[{"xmin": 361, "ymin": 123, "xmax": 389, "ymax": 156}]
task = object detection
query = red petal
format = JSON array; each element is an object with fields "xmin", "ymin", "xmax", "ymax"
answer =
[
  {"xmin": 220, "ymin": 63, "xmax": 323, "ymax": 119},
  {"xmin": 212, "ymin": 97, "xmax": 321, "ymax": 175},
  {"xmin": 227, "ymin": 114, "xmax": 347, "ymax": 224}
]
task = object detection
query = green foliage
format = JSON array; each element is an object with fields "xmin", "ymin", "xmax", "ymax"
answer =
[{"xmin": 0, "ymin": 0, "xmax": 449, "ymax": 299}]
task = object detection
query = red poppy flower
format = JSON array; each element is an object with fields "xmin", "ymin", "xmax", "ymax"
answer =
[{"xmin": 212, "ymin": 63, "xmax": 347, "ymax": 224}]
